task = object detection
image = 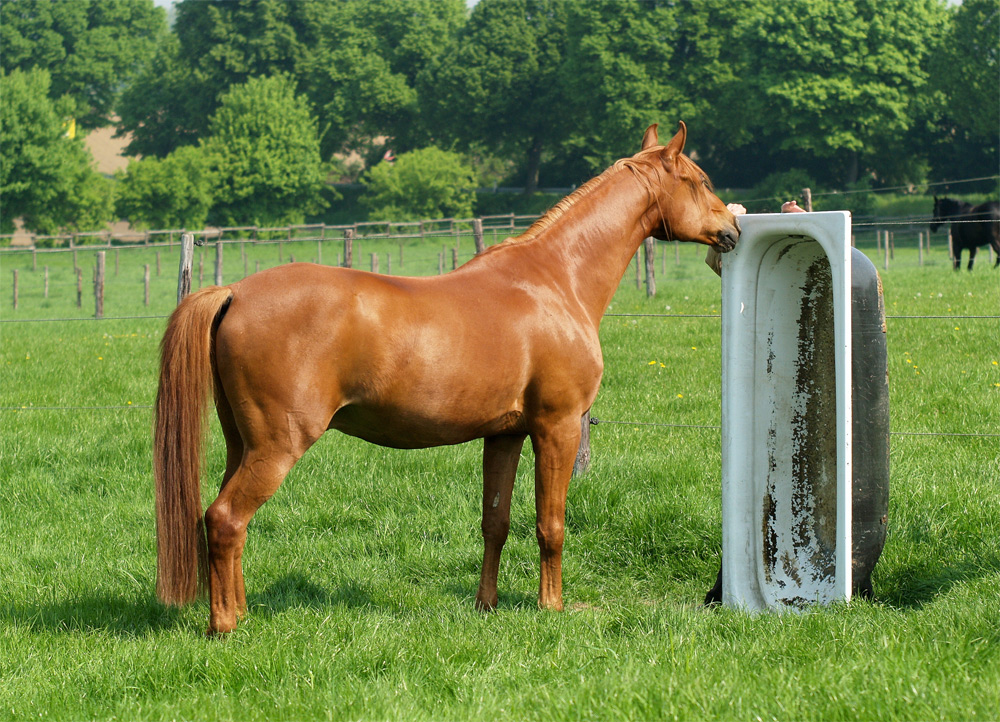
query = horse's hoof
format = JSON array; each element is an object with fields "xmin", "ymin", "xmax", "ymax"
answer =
[
  {"xmin": 206, "ymin": 621, "xmax": 237, "ymax": 637},
  {"xmin": 474, "ymin": 598, "xmax": 498, "ymax": 614}
]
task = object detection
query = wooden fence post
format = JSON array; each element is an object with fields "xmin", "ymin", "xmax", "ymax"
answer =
[
  {"xmin": 643, "ymin": 237, "xmax": 656, "ymax": 297},
  {"xmin": 802, "ymin": 187, "xmax": 813, "ymax": 212},
  {"xmin": 371, "ymin": 253, "xmax": 379, "ymax": 273},
  {"xmin": 76, "ymin": 268, "xmax": 82, "ymax": 308},
  {"xmin": 94, "ymin": 251, "xmax": 105, "ymax": 319},
  {"xmin": 12, "ymin": 269, "xmax": 17, "ymax": 310},
  {"xmin": 573, "ymin": 410, "xmax": 591, "ymax": 476},
  {"xmin": 452, "ymin": 246, "xmax": 458, "ymax": 271},
  {"xmin": 399, "ymin": 242, "xmax": 404, "ymax": 268},
  {"xmin": 156, "ymin": 251, "xmax": 161, "ymax": 276},
  {"xmin": 177, "ymin": 233, "xmax": 194, "ymax": 305},
  {"xmin": 918, "ymin": 232, "xmax": 924, "ymax": 266},
  {"xmin": 634, "ymin": 251, "xmax": 641, "ymax": 289},
  {"xmin": 343, "ymin": 228, "xmax": 354, "ymax": 268},
  {"xmin": 215, "ymin": 241, "xmax": 223, "ymax": 286},
  {"xmin": 473, "ymin": 218, "xmax": 485, "ymax": 255},
  {"xmin": 144, "ymin": 264, "xmax": 151, "ymax": 306}
]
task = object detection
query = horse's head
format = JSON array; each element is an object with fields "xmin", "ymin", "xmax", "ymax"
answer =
[{"xmin": 636, "ymin": 122, "xmax": 740, "ymax": 252}]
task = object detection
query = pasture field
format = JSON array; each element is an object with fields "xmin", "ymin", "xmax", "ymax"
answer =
[{"xmin": 1, "ymin": 231, "xmax": 998, "ymax": 721}]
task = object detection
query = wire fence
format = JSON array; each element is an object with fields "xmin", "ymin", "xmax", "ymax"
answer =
[{"xmin": 2, "ymin": 212, "xmax": 997, "ymax": 441}]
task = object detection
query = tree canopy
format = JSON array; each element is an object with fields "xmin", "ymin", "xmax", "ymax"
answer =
[
  {"xmin": 0, "ymin": 68, "xmax": 113, "ymax": 234},
  {"xmin": 0, "ymin": 0, "xmax": 166, "ymax": 130},
  {"xmin": 2, "ymin": 0, "xmax": 996, "ymax": 233}
]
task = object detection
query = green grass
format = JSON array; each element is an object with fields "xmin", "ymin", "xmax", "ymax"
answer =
[{"xmin": 1, "ymin": 234, "xmax": 998, "ymax": 721}]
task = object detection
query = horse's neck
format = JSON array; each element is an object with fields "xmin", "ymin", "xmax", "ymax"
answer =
[{"xmin": 513, "ymin": 169, "xmax": 654, "ymax": 324}]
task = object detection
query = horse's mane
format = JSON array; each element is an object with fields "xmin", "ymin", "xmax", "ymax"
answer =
[{"xmin": 508, "ymin": 147, "xmax": 684, "ymax": 245}]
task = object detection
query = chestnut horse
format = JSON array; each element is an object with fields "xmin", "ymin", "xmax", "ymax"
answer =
[{"xmin": 154, "ymin": 122, "xmax": 740, "ymax": 634}]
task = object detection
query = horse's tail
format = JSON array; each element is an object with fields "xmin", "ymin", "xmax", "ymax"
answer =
[{"xmin": 154, "ymin": 285, "xmax": 233, "ymax": 605}]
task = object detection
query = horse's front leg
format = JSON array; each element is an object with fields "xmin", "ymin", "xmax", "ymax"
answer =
[
  {"xmin": 531, "ymin": 416, "xmax": 583, "ymax": 611},
  {"xmin": 967, "ymin": 245, "xmax": 977, "ymax": 271},
  {"xmin": 475, "ymin": 434, "xmax": 526, "ymax": 611}
]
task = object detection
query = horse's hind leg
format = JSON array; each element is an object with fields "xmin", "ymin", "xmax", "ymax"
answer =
[
  {"xmin": 215, "ymin": 392, "xmax": 248, "ymax": 618},
  {"xmin": 967, "ymin": 245, "xmax": 977, "ymax": 271},
  {"xmin": 476, "ymin": 434, "xmax": 526, "ymax": 611},
  {"xmin": 204, "ymin": 408, "xmax": 327, "ymax": 635}
]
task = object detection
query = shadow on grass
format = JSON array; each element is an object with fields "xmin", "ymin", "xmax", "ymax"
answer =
[
  {"xmin": 441, "ymin": 582, "xmax": 537, "ymax": 611},
  {"xmin": 0, "ymin": 591, "xmax": 184, "ymax": 637},
  {"xmin": 254, "ymin": 574, "xmax": 376, "ymax": 612},
  {"xmin": 875, "ymin": 557, "xmax": 1000, "ymax": 609}
]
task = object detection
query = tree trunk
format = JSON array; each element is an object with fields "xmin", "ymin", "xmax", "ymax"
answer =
[
  {"xmin": 845, "ymin": 150, "xmax": 859, "ymax": 186},
  {"xmin": 524, "ymin": 136, "xmax": 543, "ymax": 195}
]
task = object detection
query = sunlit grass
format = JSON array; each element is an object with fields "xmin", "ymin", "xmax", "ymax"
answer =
[{"xmin": 1, "ymin": 238, "xmax": 998, "ymax": 720}]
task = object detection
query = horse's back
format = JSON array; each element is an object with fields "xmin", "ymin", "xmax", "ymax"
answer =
[{"xmin": 973, "ymin": 201, "xmax": 1000, "ymax": 222}]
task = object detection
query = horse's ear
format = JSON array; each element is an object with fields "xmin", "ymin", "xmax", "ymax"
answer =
[
  {"xmin": 641, "ymin": 124, "xmax": 659, "ymax": 150},
  {"xmin": 663, "ymin": 121, "xmax": 687, "ymax": 165}
]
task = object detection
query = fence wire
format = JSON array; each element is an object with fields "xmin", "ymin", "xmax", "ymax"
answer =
[{"xmin": 3, "ymin": 214, "xmax": 996, "ymax": 441}]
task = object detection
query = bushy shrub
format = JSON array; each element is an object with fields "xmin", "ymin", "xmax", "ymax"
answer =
[
  {"xmin": 361, "ymin": 147, "xmax": 475, "ymax": 221},
  {"xmin": 114, "ymin": 145, "xmax": 214, "ymax": 230}
]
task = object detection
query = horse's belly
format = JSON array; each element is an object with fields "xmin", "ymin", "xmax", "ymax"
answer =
[{"xmin": 328, "ymin": 403, "xmax": 524, "ymax": 449}]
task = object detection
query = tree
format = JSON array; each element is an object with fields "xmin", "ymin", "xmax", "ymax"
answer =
[
  {"xmin": 116, "ymin": 0, "xmax": 464, "ymax": 160},
  {"xmin": 114, "ymin": 145, "xmax": 214, "ymax": 230},
  {"xmin": 361, "ymin": 147, "xmax": 475, "ymax": 221},
  {"xmin": 709, "ymin": 0, "xmax": 949, "ymax": 187},
  {"xmin": 327, "ymin": 0, "xmax": 466, "ymax": 154},
  {"xmin": 926, "ymin": 0, "xmax": 999, "ymax": 184},
  {"xmin": 204, "ymin": 75, "xmax": 329, "ymax": 227},
  {"xmin": 0, "ymin": 68, "xmax": 112, "ymax": 234},
  {"xmin": 559, "ymin": 0, "xmax": 692, "ymax": 175},
  {"xmin": 114, "ymin": 34, "xmax": 201, "ymax": 158},
  {"xmin": 933, "ymin": 0, "xmax": 999, "ymax": 141},
  {"xmin": 420, "ymin": 0, "xmax": 569, "ymax": 193},
  {"xmin": 0, "ymin": 0, "xmax": 167, "ymax": 130}
]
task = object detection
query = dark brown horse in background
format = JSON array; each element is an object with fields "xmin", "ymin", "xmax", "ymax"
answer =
[
  {"xmin": 930, "ymin": 196, "xmax": 1000, "ymax": 271},
  {"xmin": 154, "ymin": 122, "xmax": 740, "ymax": 635}
]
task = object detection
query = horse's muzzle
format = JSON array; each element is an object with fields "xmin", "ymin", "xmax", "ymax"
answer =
[{"xmin": 716, "ymin": 225, "xmax": 740, "ymax": 252}]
